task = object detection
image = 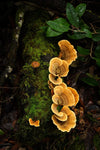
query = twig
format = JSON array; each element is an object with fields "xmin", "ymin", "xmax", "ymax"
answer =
[
  {"xmin": 0, "ymin": 96, "xmax": 14, "ymax": 103},
  {"xmin": 70, "ymin": 29, "xmax": 85, "ymax": 33},
  {"xmin": 90, "ymin": 23, "xmax": 96, "ymax": 34}
]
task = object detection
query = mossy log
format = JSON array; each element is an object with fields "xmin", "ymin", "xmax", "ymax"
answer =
[
  {"xmin": 20, "ymin": 9, "xmax": 59, "ymax": 121},
  {"xmin": 17, "ymin": 9, "xmax": 61, "ymax": 145}
]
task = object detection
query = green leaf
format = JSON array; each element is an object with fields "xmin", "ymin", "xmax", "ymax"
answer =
[
  {"xmin": 66, "ymin": 3, "xmax": 79, "ymax": 27},
  {"xmin": 47, "ymin": 18, "xmax": 70, "ymax": 33},
  {"xmin": 93, "ymin": 57, "xmax": 100, "ymax": 67},
  {"xmin": 68, "ymin": 32, "xmax": 86, "ymax": 39},
  {"xmin": 46, "ymin": 27, "xmax": 62, "ymax": 37},
  {"xmin": 0, "ymin": 129, "xmax": 4, "ymax": 135},
  {"xmin": 92, "ymin": 33, "xmax": 100, "ymax": 41},
  {"xmin": 94, "ymin": 45, "xmax": 100, "ymax": 58},
  {"xmin": 81, "ymin": 77, "xmax": 99, "ymax": 86},
  {"xmin": 77, "ymin": 46, "xmax": 90, "ymax": 55},
  {"xmin": 76, "ymin": 3, "xmax": 86, "ymax": 17},
  {"xmin": 80, "ymin": 20, "xmax": 89, "ymax": 30},
  {"xmin": 82, "ymin": 28, "xmax": 92, "ymax": 38}
]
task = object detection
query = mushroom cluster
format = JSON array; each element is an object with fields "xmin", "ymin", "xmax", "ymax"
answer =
[
  {"xmin": 51, "ymin": 85, "xmax": 79, "ymax": 132},
  {"xmin": 48, "ymin": 40, "xmax": 79, "ymax": 132}
]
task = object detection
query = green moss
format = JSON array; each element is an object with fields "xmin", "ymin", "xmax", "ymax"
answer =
[{"xmin": 23, "ymin": 30, "xmax": 57, "ymax": 63}]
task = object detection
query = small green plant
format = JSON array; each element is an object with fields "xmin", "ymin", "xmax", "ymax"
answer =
[
  {"xmin": 46, "ymin": 3, "xmax": 100, "ymax": 41},
  {"xmin": 44, "ymin": 2, "xmax": 100, "ymax": 87}
]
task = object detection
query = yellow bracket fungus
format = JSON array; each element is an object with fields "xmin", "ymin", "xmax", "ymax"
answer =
[
  {"xmin": 49, "ymin": 57, "xmax": 69, "ymax": 77},
  {"xmin": 48, "ymin": 39, "xmax": 79, "ymax": 132},
  {"xmin": 67, "ymin": 87, "xmax": 79, "ymax": 106},
  {"xmin": 52, "ymin": 85, "xmax": 75, "ymax": 106},
  {"xmin": 52, "ymin": 106, "xmax": 76, "ymax": 132},
  {"xmin": 49, "ymin": 74, "xmax": 62, "ymax": 85},
  {"xmin": 58, "ymin": 40, "xmax": 77, "ymax": 65}
]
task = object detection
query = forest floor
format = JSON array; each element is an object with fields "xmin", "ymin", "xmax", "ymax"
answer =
[{"xmin": 0, "ymin": 1, "xmax": 100, "ymax": 150}]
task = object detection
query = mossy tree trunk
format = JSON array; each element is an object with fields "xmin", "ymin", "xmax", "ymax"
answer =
[{"xmin": 16, "ymin": 8, "xmax": 61, "ymax": 145}]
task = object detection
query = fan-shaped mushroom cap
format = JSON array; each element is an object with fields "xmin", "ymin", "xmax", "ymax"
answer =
[
  {"xmin": 53, "ymin": 86, "xmax": 75, "ymax": 106},
  {"xmin": 60, "ymin": 60, "xmax": 69, "ymax": 77},
  {"xmin": 68, "ymin": 87, "xmax": 79, "ymax": 106},
  {"xmin": 51, "ymin": 104, "xmax": 67, "ymax": 121},
  {"xmin": 51, "ymin": 103, "xmax": 63, "ymax": 117},
  {"xmin": 54, "ymin": 86, "xmax": 64, "ymax": 95},
  {"xmin": 58, "ymin": 40, "xmax": 77, "ymax": 65},
  {"xmin": 52, "ymin": 106, "xmax": 76, "ymax": 132},
  {"xmin": 49, "ymin": 74, "xmax": 62, "ymax": 85},
  {"xmin": 61, "ymin": 106, "xmax": 76, "ymax": 122},
  {"xmin": 49, "ymin": 57, "xmax": 69, "ymax": 77},
  {"xmin": 54, "ymin": 114, "xmax": 68, "ymax": 121},
  {"xmin": 49, "ymin": 57, "xmax": 62, "ymax": 76},
  {"xmin": 29, "ymin": 118, "xmax": 40, "ymax": 127},
  {"xmin": 60, "ymin": 82, "xmax": 67, "ymax": 89},
  {"xmin": 52, "ymin": 94, "xmax": 60, "ymax": 105}
]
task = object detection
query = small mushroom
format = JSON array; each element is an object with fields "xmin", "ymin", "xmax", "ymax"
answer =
[
  {"xmin": 52, "ymin": 106, "xmax": 76, "ymax": 132},
  {"xmin": 58, "ymin": 40, "xmax": 77, "ymax": 65},
  {"xmin": 68, "ymin": 87, "xmax": 79, "ymax": 106},
  {"xmin": 49, "ymin": 57, "xmax": 69, "ymax": 77},
  {"xmin": 53, "ymin": 86, "xmax": 75, "ymax": 106},
  {"xmin": 31, "ymin": 61, "xmax": 40, "ymax": 68},
  {"xmin": 29, "ymin": 118, "xmax": 40, "ymax": 127},
  {"xmin": 49, "ymin": 74, "xmax": 62, "ymax": 85}
]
